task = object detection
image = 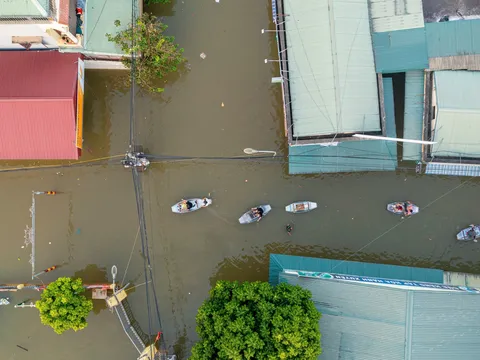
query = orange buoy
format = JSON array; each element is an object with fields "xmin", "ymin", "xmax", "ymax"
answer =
[{"xmin": 45, "ymin": 191, "xmax": 56, "ymax": 195}]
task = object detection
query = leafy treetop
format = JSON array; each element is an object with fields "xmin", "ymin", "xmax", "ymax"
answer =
[
  {"xmin": 190, "ymin": 281, "xmax": 322, "ymax": 360},
  {"xmin": 36, "ymin": 277, "xmax": 93, "ymax": 335},
  {"xmin": 106, "ymin": 13, "xmax": 185, "ymax": 93}
]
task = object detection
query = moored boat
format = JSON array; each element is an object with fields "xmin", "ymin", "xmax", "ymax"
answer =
[
  {"xmin": 238, "ymin": 205, "xmax": 271, "ymax": 224},
  {"xmin": 386, "ymin": 201, "xmax": 419, "ymax": 216},
  {"xmin": 285, "ymin": 201, "xmax": 317, "ymax": 214},
  {"xmin": 171, "ymin": 198, "xmax": 212, "ymax": 214},
  {"xmin": 457, "ymin": 225, "xmax": 480, "ymax": 241}
]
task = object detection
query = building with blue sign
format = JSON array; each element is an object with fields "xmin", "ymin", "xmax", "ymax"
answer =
[
  {"xmin": 269, "ymin": 254, "xmax": 480, "ymax": 360},
  {"xmin": 271, "ymin": 0, "xmax": 480, "ymax": 176}
]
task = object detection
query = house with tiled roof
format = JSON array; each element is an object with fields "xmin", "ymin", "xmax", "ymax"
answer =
[
  {"xmin": 0, "ymin": 51, "xmax": 84, "ymax": 159},
  {"xmin": 0, "ymin": 0, "xmax": 141, "ymax": 69}
]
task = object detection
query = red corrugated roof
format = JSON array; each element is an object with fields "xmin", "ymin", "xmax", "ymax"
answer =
[
  {"xmin": 59, "ymin": 0, "xmax": 70, "ymax": 25},
  {"xmin": 0, "ymin": 51, "xmax": 80, "ymax": 160}
]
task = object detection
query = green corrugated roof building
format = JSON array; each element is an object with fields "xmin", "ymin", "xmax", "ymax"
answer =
[
  {"xmin": 282, "ymin": 0, "xmax": 379, "ymax": 138},
  {"xmin": 288, "ymin": 77, "xmax": 397, "ymax": 174},
  {"xmin": 426, "ymin": 20, "xmax": 480, "ymax": 58},
  {"xmin": 0, "ymin": 0, "xmax": 50, "ymax": 17},
  {"xmin": 269, "ymin": 254, "xmax": 480, "ymax": 360}
]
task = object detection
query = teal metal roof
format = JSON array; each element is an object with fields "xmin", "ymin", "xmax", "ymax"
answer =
[
  {"xmin": 372, "ymin": 28, "xmax": 429, "ymax": 73},
  {"xmin": 269, "ymin": 254, "xmax": 444, "ymax": 286},
  {"xmin": 369, "ymin": 0, "xmax": 424, "ymax": 33},
  {"xmin": 432, "ymin": 71, "xmax": 480, "ymax": 158},
  {"xmin": 277, "ymin": 272, "xmax": 480, "ymax": 360},
  {"xmin": 0, "ymin": 0, "xmax": 50, "ymax": 17},
  {"xmin": 402, "ymin": 70, "xmax": 424, "ymax": 161},
  {"xmin": 426, "ymin": 20, "xmax": 480, "ymax": 58},
  {"xmin": 83, "ymin": 0, "xmax": 134, "ymax": 56},
  {"xmin": 288, "ymin": 78, "xmax": 397, "ymax": 174},
  {"xmin": 284, "ymin": 0, "xmax": 380, "ymax": 137}
]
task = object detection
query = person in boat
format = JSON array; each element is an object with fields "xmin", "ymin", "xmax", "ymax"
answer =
[
  {"xmin": 467, "ymin": 224, "xmax": 478, "ymax": 242},
  {"xmin": 404, "ymin": 201, "xmax": 414, "ymax": 216},
  {"xmin": 286, "ymin": 224, "xmax": 293, "ymax": 235},
  {"xmin": 202, "ymin": 198, "xmax": 209, "ymax": 207},
  {"xmin": 395, "ymin": 203, "xmax": 404, "ymax": 212},
  {"xmin": 182, "ymin": 200, "xmax": 194, "ymax": 210},
  {"xmin": 252, "ymin": 207, "xmax": 264, "ymax": 220}
]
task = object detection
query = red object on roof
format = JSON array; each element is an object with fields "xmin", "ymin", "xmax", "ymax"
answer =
[{"xmin": 0, "ymin": 51, "xmax": 80, "ymax": 160}]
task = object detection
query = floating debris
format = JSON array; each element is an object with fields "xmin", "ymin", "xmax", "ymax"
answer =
[{"xmin": 200, "ymin": 52, "xmax": 207, "ymax": 59}]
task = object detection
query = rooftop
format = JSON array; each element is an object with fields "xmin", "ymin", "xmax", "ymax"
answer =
[
  {"xmin": 283, "ymin": 0, "xmax": 380, "ymax": 138},
  {"xmin": 288, "ymin": 77, "xmax": 397, "ymax": 174},
  {"xmin": 82, "ymin": 0, "xmax": 135, "ymax": 56},
  {"xmin": 369, "ymin": 0, "xmax": 425, "ymax": 33},
  {"xmin": 432, "ymin": 71, "xmax": 480, "ymax": 158},
  {"xmin": 0, "ymin": 51, "xmax": 80, "ymax": 160},
  {"xmin": 270, "ymin": 254, "xmax": 480, "ymax": 360},
  {"xmin": 0, "ymin": 0, "xmax": 51, "ymax": 18}
]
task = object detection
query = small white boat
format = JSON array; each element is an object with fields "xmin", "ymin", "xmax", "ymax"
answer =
[
  {"xmin": 239, "ymin": 205, "xmax": 271, "ymax": 224},
  {"xmin": 285, "ymin": 201, "xmax": 317, "ymax": 214},
  {"xmin": 386, "ymin": 201, "xmax": 419, "ymax": 216},
  {"xmin": 457, "ymin": 225, "xmax": 480, "ymax": 241},
  {"xmin": 0, "ymin": 298, "xmax": 10, "ymax": 305},
  {"xmin": 171, "ymin": 198, "xmax": 212, "ymax": 214}
]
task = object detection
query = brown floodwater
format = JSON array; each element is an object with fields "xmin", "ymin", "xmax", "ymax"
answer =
[{"xmin": 1, "ymin": 0, "xmax": 480, "ymax": 359}]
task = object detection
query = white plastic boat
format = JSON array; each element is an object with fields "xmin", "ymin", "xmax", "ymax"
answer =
[
  {"xmin": 457, "ymin": 225, "xmax": 480, "ymax": 241},
  {"xmin": 171, "ymin": 198, "xmax": 212, "ymax": 214},
  {"xmin": 238, "ymin": 205, "xmax": 271, "ymax": 224},
  {"xmin": 386, "ymin": 201, "xmax": 419, "ymax": 216},
  {"xmin": 285, "ymin": 201, "xmax": 317, "ymax": 214}
]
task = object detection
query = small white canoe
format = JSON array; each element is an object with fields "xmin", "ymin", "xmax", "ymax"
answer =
[
  {"xmin": 239, "ymin": 205, "xmax": 271, "ymax": 224},
  {"xmin": 285, "ymin": 201, "xmax": 317, "ymax": 214},
  {"xmin": 171, "ymin": 198, "xmax": 212, "ymax": 214},
  {"xmin": 457, "ymin": 225, "xmax": 480, "ymax": 241}
]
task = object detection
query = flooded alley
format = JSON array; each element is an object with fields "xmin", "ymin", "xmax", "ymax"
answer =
[{"xmin": 1, "ymin": 0, "xmax": 480, "ymax": 359}]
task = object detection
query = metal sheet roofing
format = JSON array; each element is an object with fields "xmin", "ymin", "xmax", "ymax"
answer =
[
  {"xmin": 425, "ymin": 163, "xmax": 480, "ymax": 177},
  {"xmin": 0, "ymin": 0, "xmax": 50, "ymax": 17},
  {"xmin": 426, "ymin": 20, "xmax": 480, "ymax": 58},
  {"xmin": 277, "ymin": 273, "xmax": 480, "ymax": 360},
  {"xmin": 283, "ymin": 0, "xmax": 380, "ymax": 137},
  {"xmin": 403, "ymin": 70, "xmax": 424, "ymax": 161},
  {"xmin": 432, "ymin": 71, "xmax": 480, "ymax": 158},
  {"xmin": 0, "ymin": 51, "xmax": 79, "ymax": 160},
  {"xmin": 369, "ymin": 0, "xmax": 425, "ymax": 33},
  {"xmin": 83, "ymin": 0, "xmax": 133, "ymax": 56},
  {"xmin": 372, "ymin": 28, "xmax": 429, "ymax": 73},
  {"xmin": 288, "ymin": 77, "xmax": 397, "ymax": 174},
  {"xmin": 269, "ymin": 254, "xmax": 444, "ymax": 286}
]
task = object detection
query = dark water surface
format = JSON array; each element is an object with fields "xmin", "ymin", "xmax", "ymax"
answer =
[{"xmin": 1, "ymin": 0, "xmax": 480, "ymax": 359}]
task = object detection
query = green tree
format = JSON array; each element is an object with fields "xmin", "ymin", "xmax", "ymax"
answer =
[
  {"xmin": 36, "ymin": 277, "xmax": 93, "ymax": 335},
  {"xmin": 190, "ymin": 281, "xmax": 322, "ymax": 360},
  {"xmin": 106, "ymin": 13, "xmax": 185, "ymax": 93}
]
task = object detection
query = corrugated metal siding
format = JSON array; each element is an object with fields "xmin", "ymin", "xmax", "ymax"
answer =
[
  {"xmin": 280, "ymin": 274, "xmax": 408, "ymax": 360},
  {"xmin": 411, "ymin": 292, "xmax": 480, "ymax": 360},
  {"xmin": 429, "ymin": 55, "xmax": 480, "ymax": 71},
  {"xmin": 426, "ymin": 20, "xmax": 480, "ymax": 58},
  {"xmin": 288, "ymin": 78, "xmax": 396, "ymax": 174},
  {"xmin": 402, "ymin": 71, "xmax": 424, "ymax": 161},
  {"xmin": 432, "ymin": 71, "xmax": 480, "ymax": 158},
  {"xmin": 425, "ymin": 163, "xmax": 480, "ymax": 177},
  {"xmin": 372, "ymin": 28, "xmax": 429, "ymax": 73},
  {"xmin": 269, "ymin": 254, "xmax": 445, "ymax": 285},
  {"xmin": 0, "ymin": 52, "xmax": 78, "ymax": 98},
  {"xmin": 283, "ymin": 0, "xmax": 380, "ymax": 137},
  {"xmin": 369, "ymin": 0, "xmax": 424, "ymax": 33}
]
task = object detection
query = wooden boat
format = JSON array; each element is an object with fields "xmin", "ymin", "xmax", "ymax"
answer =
[
  {"xmin": 386, "ymin": 201, "xmax": 419, "ymax": 216},
  {"xmin": 171, "ymin": 198, "xmax": 212, "ymax": 214},
  {"xmin": 238, "ymin": 205, "xmax": 271, "ymax": 224},
  {"xmin": 457, "ymin": 225, "xmax": 480, "ymax": 241},
  {"xmin": 285, "ymin": 201, "xmax": 317, "ymax": 214}
]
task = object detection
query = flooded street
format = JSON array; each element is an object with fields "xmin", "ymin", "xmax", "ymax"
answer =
[{"xmin": 1, "ymin": 0, "xmax": 480, "ymax": 359}]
